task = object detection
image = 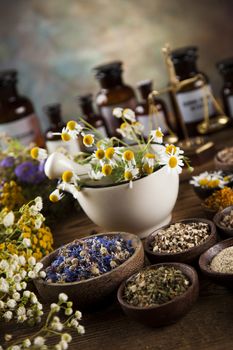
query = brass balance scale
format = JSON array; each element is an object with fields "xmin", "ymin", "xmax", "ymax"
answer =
[{"xmin": 148, "ymin": 44, "xmax": 229, "ymax": 164}]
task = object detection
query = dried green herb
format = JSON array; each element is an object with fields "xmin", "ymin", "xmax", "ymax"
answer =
[{"xmin": 123, "ymin": 266, "xmax": 190, "ymax": 307}]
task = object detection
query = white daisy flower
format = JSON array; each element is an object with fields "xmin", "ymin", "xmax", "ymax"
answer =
[
  {"xmin": 160, "ymin": 152, "xmax": 184, "ymax": 175},
  {"xmin": 3, "ymin": 211, "xmax": 14, "ymax": 227},
  {"xmin": 122, "ymin": 108, "xmax": 136, "ymax": 122},
  {"xmin": 30, "ymin": 147, "xmax": 48, "ymax": 161},
  {"xmin": 49, "ymin": 189, "xmax": 64, "ymax": 203},
  {"xmin": 116, "ymin": 122, "xmax": 134, "ymax": 140},
  {"xmin": 113, "ymin": 107, "xmax": 123, "ymax": 118},
  {"xmin": 150, "ymin": 127, "xmax": 164, "ymax": 144},
  {"xmin": 88, "ymin": 170, "xmax": 104, "ymax": 180}
]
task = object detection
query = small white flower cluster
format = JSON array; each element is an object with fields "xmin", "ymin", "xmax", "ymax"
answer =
[
  {"xmin": 3, "ymin": 293, "xmax": 85, "ymax": 350},
  {"xmin": 0, "ymin": 254, "xmax": 44, "ymax": 325},
  {"xmin": 190, "ymin": 170, "xmax": 233, "ymax": 189}
]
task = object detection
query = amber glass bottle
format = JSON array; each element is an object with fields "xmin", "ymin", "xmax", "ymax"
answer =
[
  {"xmin": 44, "ymin": 103, "xmax": 81, "ymax": 154},
  {"xmin": 135, "ymin": 80, "xmax": 171, "ymax": 138},
  {"xmin": 93, "ymin": 61, "xmax": 137, "ymax": 137},
  {"xmin": 0, "ymin": 69, "xmax": 43, "ymax": 146},
  {"xmin": 77, "ymin": 94, "xmax": 108, "ymax": 137},
  {"xmin": 217, "ymin": 58, "xmax": 233, "ymax": 120},
  {"xmin": 170, "ymin": 46, "xmax": 215, "ymax": 138}
]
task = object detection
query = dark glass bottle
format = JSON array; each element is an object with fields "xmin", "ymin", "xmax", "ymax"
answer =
[
  {"xmin": 0, "ymin": 69, "xmax": 43, "ymax": 146},
  {"xmin": 44, "ymin": 103, "xmax": 81, "ymax": 154},
  {"xmin": 217, "ymin": 58, "xmax": 233, "ymax": 120},
  {"xmin": 93, "ymin": 61, "xmax": 137, "ymax": 137},
  {"xmin": 170, "ymin": 46, "xmax": 215, "ymax": 138},
  {"xmin": 77, "ymin": 94, "xmax": 108, "ymax": 137},
  {"xmin": 135, "ymin": 80, "xmax": 171, "ymax": 138}
]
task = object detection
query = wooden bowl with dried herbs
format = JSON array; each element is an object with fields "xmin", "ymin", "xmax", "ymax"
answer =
[
  {"xmin": 214, "ymin": 147, "xmax": 233, "ymax": 172},
  {"xmin": 34, "ymin": 232, "xmax": 144, "ymax": 309},
  {"xmin": 213, "ymin": 206, "xmax": 233, "ymax": 238},
  {"xmin": 201, "ymin": 187, "xmax": 233, "ymax": 219},
  {"xmin": 144, "ymin": 218, "xmax": 217, "ymax": 264},
  {"xmin": 117, "ymin": 263, "xmax": 199, "ymax": 327},
  {"xmin": 199, "ymin": 237, "xmax": 233, "ymax": 287}
]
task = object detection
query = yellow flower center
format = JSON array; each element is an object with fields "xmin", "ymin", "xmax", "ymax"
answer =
[
  {"xmin": 223, "ymin": 176, "xmax": 230, "ymax": 182},
  {"xmin": 83, "ymin": 134, "xmax": 94, "ymax": 146},
  {"xmin": 67, "ymin": 120, "xmax": 77, "ymax": 130},
  {"xmin": 30, "ymin": 147, "xmax": 39, "ymax": 159},
  {"xmin": 124, "ymin": 171, "xmax": 133, "ymax": 181},
  {"xmin": 123, "ymin": 150, "xmax": 134, "ymax": 162},
  {"xmin": 198, "ymin": 178, "xmax": 209, "ymax": 187},
  {"xmin": 168, "ymin": 156, "xmax": 178, "ymax": 168},
  {"xmin": 49, "ymin": 194, "xmax": 59, "ymax": 203},
  {"xmin": 102, "ymin": 164, "xmax": 112, "ymax": 176},
  {"xmin": 120, "ymin": 122, "xmax": 128, "ymax": 129},
  {"xmin": 61, "ymin": 132, "xmax": 71, "ymax": 142},
  {"xmin": 62, "ymin": 170, "xmax": 73, "ymax": 183},
  {"xmin": 95, "ymin": 149, "xmax": 105, "ymax": 160},
  {"xmin": 208, "ymin": 179, "xmax": 220, "ymax": 188},
  {"xmin": 155, "ymin": 129, "xmax": 164, "ymax": 138},
  {"xmin": 143, "ymin": 164, "xmax": 153, "ymax": 174},
  {"xmin": 145, "ymin": 153, "xmax": 156, "ymax": 159},
  {"xmin": 166, "ymin": 144, "xmax": 177, "ymax": 155},
  {"xmin": 105, "ymin": 147, "xmax": 115, "ymax": 159}
]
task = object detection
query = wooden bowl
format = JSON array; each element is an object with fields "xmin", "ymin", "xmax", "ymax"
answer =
[
  {"xmin": 117, "ymin": 263, "xmax": 199, "ymax": 327},
  {"xmin": 199, "ymin": 238, "xmax": 233, "ymax": 287},
  {"xmin": 34, "ymin": 232, "xmax": 144, "ymax": 309},
  {"xmin": 201, "ymin": 203, "xmax": 218, "ymax": 220},
  {"xmin": 213, "ymin": 206, "xmax": 233, "ymax": 238},
  {"xmin": 193, "ymin": 186, "xmax": 219, "ymax": 200},
  {"xmin": 214, "ymin": 148, "xmax": 233, "ymax": 172},
  {"xmin": 144, "ymin": 218, "xmax": 217, "ymax": 264}
]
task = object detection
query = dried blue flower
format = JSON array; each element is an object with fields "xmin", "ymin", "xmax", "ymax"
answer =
[
  {"xmin": 14, "ymin": 161, "xmax": 46, "ymax": 184},
  {"xmin": 45, "ymin": 235, "xmax": 135, "ymax": 283},
  {"xmin": 0, "ymin": 156, "xmax": 15, "ymax": 168}
]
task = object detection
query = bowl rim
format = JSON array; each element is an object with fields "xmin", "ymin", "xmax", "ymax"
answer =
[
  {"xmin": 34, "ymin": 231, "xmax": 143, "ymax": 287},
  {"xmin": 215, "ymin": 147, "xmax": 233, "ymax": 165},
  {"xmin": 199, "ymin": 237, "xmax": 233, "ymax": 277},
  {"xmin": 144, "ymin": 218, "xmax": 216, "ymax": 258},
  {"xmin": 213, "ymin": 205, "xmax": 233, "ymax": 232},
  {"xmin": 117, "ymin": 262, "xmax": 198, "ymax": 311}
]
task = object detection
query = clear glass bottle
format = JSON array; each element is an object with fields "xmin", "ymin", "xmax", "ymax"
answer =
[
  {"xmin": 77, "ymin": 94, "xmax": 109, "ymax": 137},
  {"xmin": 93, "ymin": 61, "xmax": 137, "ymax": 137},
  {"xmin": 44, "ymin": 103, "xmax": 81, "ymax": 154},
  {"xmin": 0, "ymin": 69, "xmax": 43, "ymax": 146},
  {"xmin": 170, "ymin": 46, "xmax": 216, "ymax": 138},
  {"xmin": 217, "ymin": 58, "xmax": 233, "ymax": 120},
  {"xmin": 135, "ymin": 80, "xmax": 171, "ymax": 138}
]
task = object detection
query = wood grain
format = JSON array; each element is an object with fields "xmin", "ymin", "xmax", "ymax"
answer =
[{"xmin": 1, "ymin": 126, "xmax": 233, "ymax": 349}]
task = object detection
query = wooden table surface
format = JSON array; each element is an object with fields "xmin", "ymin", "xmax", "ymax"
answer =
[{"xmin": 1, "ymin": 127, "xmax": 233, "ymax": 350}]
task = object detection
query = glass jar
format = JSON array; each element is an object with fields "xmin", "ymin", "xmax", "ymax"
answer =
[
  {"xmin": 170, "ymin": 46, "xmax": 216, "ymax": 138},
  {"xmin": 44, "ymin": 103, "xmax": 81, "ymax": 154},
  {"xmin": 135, "ymin": 80, "xmax": 171, "ymax": 138},
  {"xmin": 217, "ymin": 57, "xmax": 233, "ymax": 120},
  {"xmin": 0, "ymin": 69, "xmax": 43, "ymax": 146},
  {"xmin": 77, "ymin": 94, "xmax": 108, "ymax": 138},
  {"xmin": 93, "ymin": 61, "xmax": 137, "ymax": 137}
]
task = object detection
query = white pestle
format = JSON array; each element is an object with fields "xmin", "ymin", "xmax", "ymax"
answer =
[{"xmin": 44, "ymin": 152, "xmax": 90, "ymax": 179}]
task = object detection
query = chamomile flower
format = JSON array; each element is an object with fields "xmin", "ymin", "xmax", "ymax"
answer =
[
  {"xmin": 49, "ymin": 189, "xmax": 64, "ymax": 203},
  {"xmin": 143, "ymin": 153, "xmax": 156, "ymax": 168},
  {"xmin": 132, "ymin": 121, "xmax": 144, "ymax": 135},
  {"xmin": 113, "ymin": 107, "xmax": 123, "ymax": 118},
  {"xmin": 2, "ymin": 211, "xmax": 14, "ymax": 227},
  {"xmin": 124, "ymin": 166, "xmax": 139, "ymax": 182},
  {"xmin": 83, "ymin": 134, "xmax": 95, "ymax": 148},
  {"xmin": 102, "ymin": 164, "xmax": 113, "ymax": 176},
  {"xmin": 122, "ymin": 108, "xmax": 136, "ymax": 122},
  {"xmin": 122, "ymin": 150, "xmax": 136, "ymax": 165},
  {"xmin": 165, "ymin": 144, "xmax": 184, "ymax": 156},
  {"xmin": 150, "ymin": 127, "xmax": 164, "ymax": 144},
  {"xmin": 190, "ymin": 171, "xmax": 231, "ymax": 189},
  {"xmin": 116, "ymin": 122, "xmax": 134, "ymax": 140},
  {"xmin": 62, "ymin": 170, "xmax": 80, "ymax": 186},
  {"xmin": 160, "ymin": 152, "xmax": 184, "ymax": 175},
  {"xmin": 58, "ymin": 183, "xmax": 80, "ymax": 200},
  {"xmin": 95, "ymin": 149, "xmax": 105, "ymax": 160},
  {"xmin": 30, "ymin": 147, "xmax": 48, "ymax": 161}
]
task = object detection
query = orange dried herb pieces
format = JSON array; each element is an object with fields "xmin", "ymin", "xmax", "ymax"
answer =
[{"xmin": 204, "ymin": 187, "xmax": 233, "ymax": 211}]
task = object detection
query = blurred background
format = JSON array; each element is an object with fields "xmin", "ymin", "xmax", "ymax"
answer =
[{"xmin": 0, "ymin": 0, "xmax": 233, "ymax": 130}]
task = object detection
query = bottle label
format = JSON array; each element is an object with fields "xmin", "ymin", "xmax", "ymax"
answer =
[
  {"xmin": 176, "ymin": 85, "xmax": 215, "ymax": 123},
  {"xmin": 227, "ymin": 96, "xmax": 233, "ymax": 118},
  {"xmin": 46, "ymin": 139, "xmax": 81, "ymax": 155},
  {"xmin": 99, "ymin": 98, "xmax": 137, "ymax": 135},
  {"xmin": 0, "ymin": 114, "xmax": 41, "ymax": 145},
  {"xmin": 137, "ymin": 111, "xmax": 168, "ymax": 137}
]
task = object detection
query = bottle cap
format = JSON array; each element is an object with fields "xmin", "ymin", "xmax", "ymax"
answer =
[
  {"xmin": 216, "ymin": 57, "xmax": 233, "ymax": 74},
  {"xmin": 43, "ymin": 103, "xmax": 61, "ymax": 116},
  {"xmin": 93, "ymin": 61, "xmax": 123, "ymax": 80},
  {"xmin": 136, "ymin": 80, "xmax": 153, "ymax": 100},
  {"xmin": 171, "ymin": 46, "xmax": 198, "ymax": 63},
  {"xmin": 0, "ymin": 69, "xmax": 18, "ymax": 86}
]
